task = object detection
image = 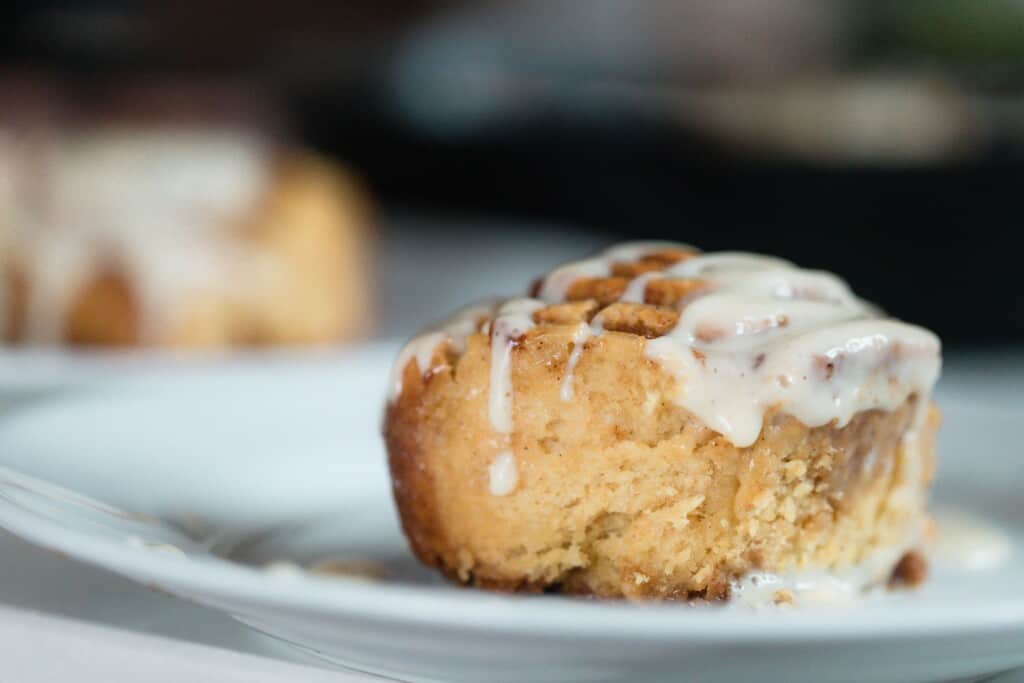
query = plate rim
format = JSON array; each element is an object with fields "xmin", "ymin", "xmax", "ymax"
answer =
[
  {"xmin": 0, "ymin": 349, "xmax": 1022, "ymax": 645},
  {"xmin": 0, "ymin": 341, "xmax": 401, "ymax": 396},
  {"xmin": 2, "ymin": 483, "xmax": 1024, "ymax": 643}
]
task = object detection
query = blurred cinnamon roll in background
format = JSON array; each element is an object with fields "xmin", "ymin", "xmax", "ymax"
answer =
[{"xmin": 0, "ymin": 77, "xmax": 371, "ymax": 348}]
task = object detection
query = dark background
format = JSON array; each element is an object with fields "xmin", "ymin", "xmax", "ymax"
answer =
[{"xmin": 2, "ymin": 0, "xmax": 1023, "ymax": 347}]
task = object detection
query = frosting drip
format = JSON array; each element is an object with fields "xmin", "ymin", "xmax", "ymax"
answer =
[
  {"xmin": 560, "ymin": 322, "xmax": 592, "ymax": 401},
  {"xmin": 488, "ymin": 450, "xmax": 519, "ymax": 496},
  {"xmin": 488, "ymin": 298, "xmax": 544, "ymax": 434},
  {"xmin": 388, "ymin": 301, "xmax": 496, "ymax": 399},
  {"xmin": 388, "ymin": 241, "xmax": 941, "ymax": 450}
]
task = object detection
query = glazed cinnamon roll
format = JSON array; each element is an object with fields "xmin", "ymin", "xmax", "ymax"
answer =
[
  {"xmin": 385, "ymin": 242, "xmax": 940, "ymax": 604},
  {"xmin": 0, "ymin": 81, "xmax": 370, "ymax": 348}
]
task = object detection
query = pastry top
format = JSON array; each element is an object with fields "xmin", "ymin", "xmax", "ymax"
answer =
[{"xmin": 390, "ymin": 242, "xmax": 942, "ymax": 447}]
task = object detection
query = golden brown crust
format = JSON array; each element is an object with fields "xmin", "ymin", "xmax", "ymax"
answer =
[
  {"xmin": 385, "ymin": 396, "xmax": 443, "ymax": 574},
  {"xmin": 235, "ymin": 152, "xmax": 372, "ymax": 346},
  {"xmin": 890, "ymin": 550, "xmax": 928, "ymax": 588},
  {"xmin": 596, "ymin": 302, "xmax": 679, "ymax": 338},
  {"xmin": 385, "ymin": 244, "xmax": 938, "ymax": 601},
  {"xmin": 532, "ymin": 300, "xmax": 599, "ymax": 326},
  {"xmin": 609, "ymin": 248, "xmax": 696, "ymax": 277},
  {"xmin": 384, "ymin": 320, "xmax": 939, "ymax": 600},
  {"xmin": 65, "ymin": 268, "xmax": 140, "ymax": 346},
  {"xmin": 385, "ymin": 352, "xmax": 552, "ymax": 596},
  {"xmin": 566, "ymin": 277, "xmax": 631, "ymax": 305},
  {"xmin": 643, "ymin": 278, "xmax": 709, "ymax": 307},
  {"xmin": 535, "ymin": 281, "xmax": 706, "ymax": 335}
]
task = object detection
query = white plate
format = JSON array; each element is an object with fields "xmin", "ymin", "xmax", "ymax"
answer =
[
  {"xmin": 0, "ymin": 342, "xmax": 1021, "ymax": 683},
  {"xmin": 0, "ymin": 346, "xmax": 366, "ymax": 403}
]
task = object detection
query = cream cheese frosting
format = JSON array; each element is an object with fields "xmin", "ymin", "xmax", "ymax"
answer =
[{"xmin": 388, "ymin": 242, "xmax": 941, "ymax": 449}]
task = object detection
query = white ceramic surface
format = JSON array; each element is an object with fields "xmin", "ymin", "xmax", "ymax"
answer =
[
  {"xmin": 0, "ymin": 342, "xmax": 1021, "ymax": 683},
  {"xmin": 0, "ymin": 347, "xmax": 366, "ymax": 404},
  {"xmin": 0, "ymin": 604, "xmax": 367, "ymax": 683}
]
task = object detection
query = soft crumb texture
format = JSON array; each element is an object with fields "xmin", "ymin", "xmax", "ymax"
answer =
[{"xmin": 385, "ymin": 324, "xmax": 939, "ymax": 600}]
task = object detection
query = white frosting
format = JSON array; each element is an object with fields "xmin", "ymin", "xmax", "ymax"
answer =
[
  {"xmin": 488, "ymin": 298, "xmax": 544, "ymax": 434},
  {"xmin": 488, "ymin": 450, "xmax": 519, "ymax": 496},
  {"xmin": 730, "ymin": 553, "xmax": 898, "ymax": 609},
  {"xmin": 388, "ymin": 240, "xmax": 941, "ymax": 497},
  {"xmin": 21, "ymin": 238, "xmax": 100, "ymax": 343},
  {"xmin": 0, "ymin": 126, "xmax": 273, "ymax": 343},
  {"xmin": 560, "ymin": 322, "xmax": 592, "ymax": 401},
  {"xmin": 388, "ymin": 301, "xmax": 496, "ymax": 400},
  {"xmin": 52, "ymin": 130, "xmax": 267, "ymax": 218},
  {"xmin": 619, "ymin": 271, "xmax": 661, "ymax": 303},
  {"xmin": 646, "ymin": 318, "xmax": 938, "ymax": 447},
  {"xmin": 388, "ymin": 331, "xmax": 448, "ymax": 399},
  {"xmin": 539, "ymin": 244, "xmax": 940, "ymax": 448},
  {"xmin": 537, "ymin": 257, "xmax": 610, "ymax": 301}
]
